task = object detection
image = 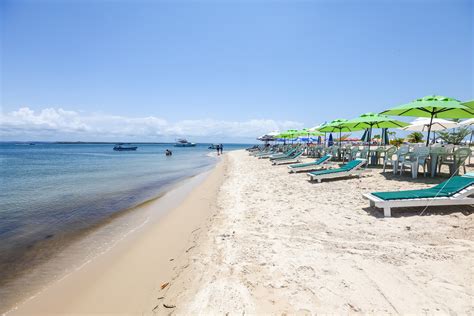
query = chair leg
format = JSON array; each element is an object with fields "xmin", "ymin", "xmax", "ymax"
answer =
[{"xmin": 384, "ymin": 206, "xmax": 392, "ymax": 217}]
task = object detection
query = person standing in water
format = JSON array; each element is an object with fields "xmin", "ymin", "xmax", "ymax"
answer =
[
  {"xmin": 219, "ymin": 143, "xmax": 223, "ymax": 155},
  {"xmin": 216, "ymin": 144, "xmax": 220, "ymax": 156}
]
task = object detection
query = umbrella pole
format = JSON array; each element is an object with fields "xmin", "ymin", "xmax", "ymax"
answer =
[
  {"xmin": 339, "ymin": 129, "xmax": 342, "ymax": 161},
  {"xmin": 426, "ymin": 113, "xmax": 434, "ymax": 146},
  {"xmin": 367, "ymin": 126, "xmax": 372, "ymax": 166}
]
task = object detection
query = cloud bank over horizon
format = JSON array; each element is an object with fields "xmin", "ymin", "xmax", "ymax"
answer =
[{"xmin": 0, "ymin": 107, "xmax": 304, "ymax": 143}]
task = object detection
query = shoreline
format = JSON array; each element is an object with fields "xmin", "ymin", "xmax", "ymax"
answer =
[
  {"xmin": 6, "ymin": 155, "xmax": 226, "ymax": 315},
  {"xmin": 6, "ymin": 149, "xmax": 473, "ymax": 314}
]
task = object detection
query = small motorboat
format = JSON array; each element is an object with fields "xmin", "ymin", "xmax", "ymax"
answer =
[
  {"xmin": 208, "ymin": 144, "xmax": 220, "ymax": 149},
  {"xmin": 174, "ymin": 138, "xmax": 196, "ymax": 147},
  {"xmin": 113, "ymin": 143, "xmax": 138, "ymax": 151}
]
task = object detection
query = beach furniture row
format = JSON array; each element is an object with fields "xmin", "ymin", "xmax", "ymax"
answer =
[{"xmin": 247, "ymin": 145, "xmax": 474, "ymax": 217}]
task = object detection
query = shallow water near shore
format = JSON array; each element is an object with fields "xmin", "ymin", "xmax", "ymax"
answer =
[{"xmin": 0, "ymin": 142, "xmax": 249, "ymax": 312}]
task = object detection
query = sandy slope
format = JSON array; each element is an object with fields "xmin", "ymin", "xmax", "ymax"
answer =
[
  {"xmin": 8, "ymin": 161, "xmax": 226, "ymax": 315},
  {"xmin": 159, "ymin": 150, "xmax": 473, "ymax": 314}
]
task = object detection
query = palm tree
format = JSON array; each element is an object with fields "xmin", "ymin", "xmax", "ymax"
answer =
[{"xmin": 407, "ymin": 132, "xmax": 424, "ymax": 143}]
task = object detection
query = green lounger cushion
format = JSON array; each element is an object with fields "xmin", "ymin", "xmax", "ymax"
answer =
[
  {"xmin": 272, "ymin": 150, "xmax": 301, "ymax": 160},
  {"xmin": 309, "ymin": 159, "xmax": 363, "ymax": 176},
  {"xmin": 270, "ymin": 149, "xmax": 296, "ymax": 159},
  {"xmin": 290, "ymin": 155, "xmax": 331, "ymax": 168},
  {"xmin": 372, "ymin": 176, "xmax": 474, "ymax": 201}
]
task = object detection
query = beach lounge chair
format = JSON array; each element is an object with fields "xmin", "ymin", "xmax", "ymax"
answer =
[
  {"xmin": 268, "ymin": 148, "xmax": 298, "ymax": 160},
  {"xmin": 257, "ymin": 149, "xmax": 296, "ymax": 159},
  {"xmin": 363, "ymin": 175, "xmax": 474, "ymax": 217},
  {"xmin": 307, "ymin": 159, "xmax": 368, "ymax": 182},
  {"xmin": 288, "ymin": 154, "xmax": 333, "ymax": 173},
  {"xmin": 272, "ymin": 150, "xmax": 304, "ymax": 165}
]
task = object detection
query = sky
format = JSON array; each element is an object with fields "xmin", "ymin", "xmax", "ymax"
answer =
[{"xmin": 1, "ymin": 0, "xmax": 472, "ymax": 142}]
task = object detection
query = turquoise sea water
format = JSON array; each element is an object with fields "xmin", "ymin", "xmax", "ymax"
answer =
[{"xmin": 0, "ymin": 142, "xmax": 249, "ymax": 311}]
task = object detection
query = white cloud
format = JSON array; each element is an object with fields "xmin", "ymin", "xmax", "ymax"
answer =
[{"xmin": 0, "ymin": 107, "xmax": 303, "ymax": 142}]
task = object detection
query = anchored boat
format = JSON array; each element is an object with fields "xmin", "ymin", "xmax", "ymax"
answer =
[
  {"xmin": 174, "ymin": 138, "xmax": 196, "ymax": 147},
  {"xmin": 113, "ymin": 143, "xmax": 138, "ymax": 151}
]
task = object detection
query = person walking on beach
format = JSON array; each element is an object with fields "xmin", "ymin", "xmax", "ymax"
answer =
[
  {"xmin": 219, "ymin": 144, "xmax": 223, "ymax": 155},
  {"xmin": 216, "ymin": 144, "xmax": 220, "ymax": 156}
]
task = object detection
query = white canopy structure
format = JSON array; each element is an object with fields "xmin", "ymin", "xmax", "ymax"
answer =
[
  {"xmin": 460, "ymin": 118, "xmax": 474, "ymax": 126},
  {"xmin": 402, "ymin": 118, "xmax": 459, "ymax": 132}
]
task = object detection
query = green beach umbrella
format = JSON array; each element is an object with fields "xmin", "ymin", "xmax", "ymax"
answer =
[
  {"xmin": 296, "ymin": 128, "xmax": 324, "ymax": 137},
  {"xmin": 462, "ymin": 100, "xmax": 474, "ymax": 110},
  {"xmin": 276, "ymin": 129, "xmax": 299, "ymax": 143},
  {"xmin": 345, "ymin": 112, "xmax": 409, "ymax": 160},
  {"xmin": 295, "ymin": 128, "xmax": 324, "ymax": 145},
  {"xmin": 381, "ymin": 95, "xmax": 473, "ymax": 146},
  {"xmin": 318, "ymin": 119, "xmax": 365, "ymax": 148}
]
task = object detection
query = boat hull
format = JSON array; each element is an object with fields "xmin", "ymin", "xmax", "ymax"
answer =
[
  {"xmin": 174, "ymin": 143, "xmax": 196, "ymax": 147},
  {"xmin": 113, "ymin": 147, "xmax": 137, "ymax": 151}
]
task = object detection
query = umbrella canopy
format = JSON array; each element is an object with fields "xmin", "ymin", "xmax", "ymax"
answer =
[
  {"xmin": 257, "ymin": 131, "xmax": 280, "ymax": 141},
  {"xmin": 345, "ymin": 112, "xmax": 409, "ymax": 129},
  {"xmin": 308, "ymin": 123, "xmax": 327, "ymax": 132},
  {"xmin": 318, "ymin": 119, "xmax": 358, "ymax": 148},
  {"xmin": 345, "ymin": 113, "xmax": 408, "ymax": 161},
  {"xmin": 295, "ymin": 128, "xmax": 324, "ymax": 137},
  {"xmin": 276, "ymin": 129, "xmax": 299, "ymax": 139},
  {"xmin": 318, "ymin": 119, "xmax": 365, "ymax": 151},
  {"xmin": 402, "ymin": 118, "xmax": 459, "ymax": 132},
  {"xmin": 462, "ymin": 100, "xmax": 474, "ymax": 111},
  {"xmin": 381, "ymin": 95, "xmax": 473, "ymax": 145},
  {"xmin": 327, "ymin": 133, "xmax": 334, "ymax": 147},
  {"xmin": 317, "ymin": 119, "xmax": 357, "ymax": 133},
  {"xmin": 381, "ymin": 95, "xmax": 473, "ymax": 119},
  {"xmin": 361, "ymin": 129, "xmax": 369, "ymax": 142},
  {"xmin": 460, "ymin": 118, "xmax": 474, "ymax": 126}
]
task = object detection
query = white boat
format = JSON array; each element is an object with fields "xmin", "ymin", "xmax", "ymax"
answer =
[{"xmin": 174, "ymin": 138, "xmax": 196, "ymax": 147}]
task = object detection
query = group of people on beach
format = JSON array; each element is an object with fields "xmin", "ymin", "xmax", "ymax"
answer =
[
  {"xmin": 165, "ymin": 144, "xmax": 223, "ymax": 156},
  {"xmin": 216, "ymin": 144, "xmax": 224, "ymax": 156}
]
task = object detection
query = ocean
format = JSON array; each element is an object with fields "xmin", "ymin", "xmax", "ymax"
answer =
[{"xmin": 0, "ymin": 142, "xmax": 250, "ymax": 311}]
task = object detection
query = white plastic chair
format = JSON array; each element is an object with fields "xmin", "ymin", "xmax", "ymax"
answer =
[
  {"xmin": 382, "ymin": 146, "xmax": 397, "ymax": 172},
  {"xmin": 392, "ymin": 146, "xmax": 410, "ymax": 174},
  {"xmin": 400, "ymin": 146, "xmax": 430, "ymax": 178}
]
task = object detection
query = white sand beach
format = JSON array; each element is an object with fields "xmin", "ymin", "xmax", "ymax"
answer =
[
  {"xmin": 155, "ymin": 150, "xmax": 473, "ymax": 314},
  {"xmin": 9, "ymin": 150, "xmax": 473, "ymax": 315}
]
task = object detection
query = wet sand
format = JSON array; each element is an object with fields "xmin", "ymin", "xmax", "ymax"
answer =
[{"xmin": 8, "ymin": 158, "xmax": 226, "ymax": 315}]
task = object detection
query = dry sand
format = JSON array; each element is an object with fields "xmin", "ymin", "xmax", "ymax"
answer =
[
  {"xmin": 159, "ymin": 150, "xmax": 473, "ymax": 314},
  {"xmin": 8, "ymin": 150, "xmax": 474, "ymax": 315}
]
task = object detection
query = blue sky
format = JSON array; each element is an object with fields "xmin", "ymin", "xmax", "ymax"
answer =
[{"xmin": 1, "ymin": 0, "xmax": 472, "ymax": 142}]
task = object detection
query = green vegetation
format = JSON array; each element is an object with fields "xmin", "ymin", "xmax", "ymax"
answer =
[
  {"xmin": 407, "ymin": 132, "xmax": 424, "ymax": 143},
  {"xmin": 438, "ymin": 127, "xmax": 471, "ymax": 145}
]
